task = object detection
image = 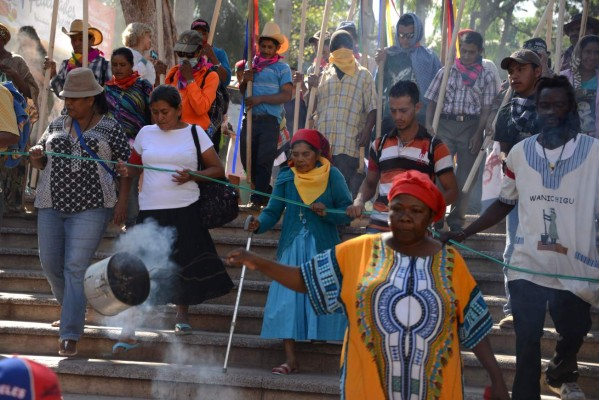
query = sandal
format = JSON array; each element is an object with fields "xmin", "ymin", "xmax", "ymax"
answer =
[
  {"xmin": 112, "ymin": 341, "xmax": 140, "ymax": 354},
  {"xmin": 58, "ymin": 339, "xmax": 77, "ymax": 356},
  {"xmin": 271, "ymin": 363, "xmax": 298, "ymax": 375},
  {"xmin": 174, "ymin": 323, "xmax": 192, "ymax": 336},
  {"xmin": 51, "ymin": 320, "xmax": 60, "ymax": 328}
]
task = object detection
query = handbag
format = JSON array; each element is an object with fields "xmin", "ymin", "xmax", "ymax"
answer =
[{"xmin": 191, "ymin": 124, "xmax": 239, "ymax": 229}]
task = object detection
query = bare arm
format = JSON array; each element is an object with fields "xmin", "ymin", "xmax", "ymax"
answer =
[
  {"xmin": 437, "ymin": 170, "xmax": 458, "ymax": 205},
  {"xmin": 0, "ymin": 131, "xmax": 18, "ymax": 148},
  {"xmin": 173, "ymin": 146, "xmax": 225, "ymax": 184},
  {"xmin": 247, "ymin": 83, "xmax": 293, "ymax": 108},
  {"xmin": 425, "ymin": 100, "xmax": 437, "ymax": 135},
  {"xmin": 472, "ymin": 337, "xmax": 510, "ymax": 400},
  {"xmin": 347, "ymin": 167, "xmax": 379, "ymax": 218},
  {"xmin": 227, "ymin": 249, "xmax": 308, "ymax": 293}
]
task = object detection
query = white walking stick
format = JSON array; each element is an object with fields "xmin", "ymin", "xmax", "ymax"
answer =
[{"xmin": 223, "ymin": 215, "xmax": 255, "ymax": 373}]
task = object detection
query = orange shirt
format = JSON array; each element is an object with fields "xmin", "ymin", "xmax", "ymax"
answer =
[{"xmin": 165, "ymin": 66, "xmax": 218, "ymax": 131}]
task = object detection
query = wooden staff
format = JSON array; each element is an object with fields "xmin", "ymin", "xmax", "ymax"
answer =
[
  {"xmin": 440, "ymin": 0, "xmax": 448, "ymax": 66},
  {"xmin": 156, "ymin": 0, "xmax": 165, "ymax": 84},
  {"xmin": 36, "ymin": 0, "xmax": 60, "ymax": 141},
  {"xmin": 246, "ymin": 0, "xmax": 255, "ymax": 184},
  {"xmin": 208, "ymin": 0, "xmax": 223, "ymax": 45},
  {"xmin": 554, "ymin": 0, "xmax": 566, "ymax": 73},
  {"xmin": 82, "ymin": 0, "xmax": 89, "ymax": 68},
  {"xmin": 546, "ymin": 0, "xmax": 554, "ymax": 53},
  {"xmin": 347, "ymin": 0, "xmax": 357, "ymax": 21},
  {"xmin": 431, "ymin": 0, "xmax": 466, "ymax": 134},
  {"xmin": 462, "ymin": 3, "xmax": 553, "ymax": 193},
  {"xmin": 293, "ymin": 0, "xmax": 309, "ymax": 134},
  {"xmin": 304, "ymin": 0, "xmax": 333, "ymax": 128},
  {"xmin": 375, "ymin": 0, "xmax": 386, "ymax": 139},
  {"xmin": 580, "ymin": 0, "xmax": 590, "ymax": 38}
]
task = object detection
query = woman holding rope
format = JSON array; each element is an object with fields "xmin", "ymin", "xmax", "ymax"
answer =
[
  {"xmin": 115, "ymin": 85, "xmax": 232, "ymax": 344},
  {"xmin": 29, "ymin": 68, "xmax": 131, "ymax": 356},
  {"xmin": 245, "ymin": 129, "xmax": 352, "ymax": 375},
  {"xmin": 229, "ymin": 169, "xmax": 509, "ymax": 398}
]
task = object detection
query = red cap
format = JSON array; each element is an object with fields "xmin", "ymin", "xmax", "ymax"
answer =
[
  {"xmin": 0, "ymin": 356, "xmax": 62, "ymax": 400},
  {"xmin": 387, "ymin": 170, "xmax": 446, "ymax": 222}
]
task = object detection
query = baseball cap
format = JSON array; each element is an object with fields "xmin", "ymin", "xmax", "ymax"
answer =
[
  {"xmin": 174, "ymin": 30, "xmax": 203, "ymax": 54},
  {"xmin": 308, "ymin": 30, "xmax": 331, "ymax": 45},
  {"xmin": 523, "ymin": 37, "xmax": 550, "ymax": 56},
  {"xmin": 191, "ymin": 18, "xmax": 210, "ymax": 32},
  {"xmin": 500, "ymin": 49, "xmax": 542, "ymax": 70},
  {"xmin": 0, "ymin": 357, "xmax": 62, "ymax": 400},
  {"xmin": 336, "ymin": 21, "xmax": 358, "ymax": 38}
]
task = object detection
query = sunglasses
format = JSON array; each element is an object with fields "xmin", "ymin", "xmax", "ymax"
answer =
[
  {"xmin": 398, "ymin": 32, "xmax": 415, "ymax": 39},
  {"xmin": 176, "ymin": 51, "xmax": 196, "ymax": 58}
]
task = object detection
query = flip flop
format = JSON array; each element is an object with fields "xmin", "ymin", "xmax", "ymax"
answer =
[
  {"xmin": 271, "ymin": 363, "xmax": 298, "ymax": 375},
  {"xmin": 174, "ymin": 323, "xmax": 192, "ymax": 336},
  {"xmin": 112, "ymin": 341, "xmax": 140, "ymax": 354}
]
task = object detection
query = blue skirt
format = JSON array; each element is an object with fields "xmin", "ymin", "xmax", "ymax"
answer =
[{"xmin": 260, "ymin": 227, "xmax": 347, "ymax": 341}]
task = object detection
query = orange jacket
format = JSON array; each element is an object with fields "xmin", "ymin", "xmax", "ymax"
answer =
[{"xmin": 165, "ymin": 66, "xmax": 218, "ymax": 130}]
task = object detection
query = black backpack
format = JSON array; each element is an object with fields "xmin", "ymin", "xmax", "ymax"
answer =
[{"xmin": 199, "ymin": 65, "xmax": 230, "ymax": 139}]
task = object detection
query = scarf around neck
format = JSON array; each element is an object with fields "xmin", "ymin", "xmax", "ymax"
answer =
[
  {"xmin": 175, "ymin": 63, "xmax": 204, "ymax": 90},
  {"xmin": 253, "ymin": 54, "xmax": 283, "ymax": 72},
  {"xmin": 455, "ymin": 56, "xmax": 483, "ymax": 87},
  {"xmin": 509, "ymin": 95, "xmax": 537, "ymax": 133},
  {"xmin": 67, "ymin": 49, "xmax": 102, "ymax": 72},
  {"xmin": 106, "ymin": 71, "xmax": 140, "ymax": 90},
  {"xmin": 291, "ymin": 157, "xmax": 331, "ymax": 205},
  {"xmin": 329, "ymin": 48, "xmax": 357, "ymax": 76}
]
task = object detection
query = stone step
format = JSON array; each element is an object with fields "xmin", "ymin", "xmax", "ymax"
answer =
[
  {"xmin": 0, "ymin": 354, "xmax": 340, "ymax": 400},
  {"xmin": 1, "ymin": 293, "xmax": 597, "ymax": 362}
]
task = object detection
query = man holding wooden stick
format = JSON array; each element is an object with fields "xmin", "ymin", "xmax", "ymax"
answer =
[{"xmin": 425, "ymin": 30, "xmax": 497, "ymax": 232}]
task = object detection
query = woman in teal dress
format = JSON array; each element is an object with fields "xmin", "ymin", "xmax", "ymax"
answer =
[{"xmin": 246, "ymin": 129, "xmax": 353, "ymax": 374}]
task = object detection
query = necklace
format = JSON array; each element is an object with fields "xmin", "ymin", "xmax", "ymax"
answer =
[
  {"xmin": 541, "ymin": 141, "xmax": 567, "ymax": 173},
  {"xmin": 69, "ymin": 111, "xmax": 96, "ymax": 137}
]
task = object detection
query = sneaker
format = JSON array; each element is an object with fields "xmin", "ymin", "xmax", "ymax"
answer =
[
  {"xmin": 58, "ymin": 339, "xmax": 77, "ymax": 356},
  {"xmin": 498, "ymin": 315, "xmax": 514, "ymax": 329},
  {"xmin": 547, "ymin": 382, "xmax": 586, "ymax": 400}
]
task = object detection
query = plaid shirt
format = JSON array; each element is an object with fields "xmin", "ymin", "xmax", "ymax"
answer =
[
  {"xmin": 51, "ymin": 56, "xmax": 111, "ymax": 97},
  {"xmin": 315, "ymin": 63, "xmax": 377, "ymax": 158},
  {"xmin": 424, "ymin": 64, "xmax": 497, "ymax": 115}
]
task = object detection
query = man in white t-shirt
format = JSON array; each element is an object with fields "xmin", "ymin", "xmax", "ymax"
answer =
[{"xmin": 444, "ymin": 76, "xmax": 598, "ymax": 400}]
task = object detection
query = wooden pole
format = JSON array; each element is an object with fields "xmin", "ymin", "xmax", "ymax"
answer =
[
  {"xmin": 36, "ymin": 0, "xmax": 60, "ymax": 141},
  {"xmin": 554, "ymin": 0, "xmax": 566, "ymax": 73},
  {"xmin": 208, "ymin": 0, "xmax": 223, "ymax": 45},
  {"xmin": 580, "ymin": 0, "xmax": 590, "ymax": 38},
  {"xmin": 462, "ymin": 4, "xmax": 553, "ymax": 193},
  {"xmin": 82, "ymin": 0, "xmax": 89, "ymax": 68},
  {"xmin": 441, "ymin": 0, "xmax": 448, "ymax": 67},
  {"xmin": 347, "ymin": 0, "xmax": 358, "ymax": 20},
  {"xmin": 431, "ymin": 0, "xmax": 466, "ymax": 135},
  {"xmin": 304, "ymin": 0, "xmax": 333, "ymax": 127},
  {"xmin": 375, "ymin": 0, "xmax": 386, "ymax": 139},
  {"xmin": 246, "ymin": 0, "xmax": 255, "ymax": 185},
  {"xmin": 546, "ymin": 0, "xmax": 554, "ymax": 53},
  {"xmin": 156, "ymin": 0, "xmax": 165, "ymax": 84},
  {"xmin": 293, "ymin": 0, "xmax": 309, "ymax": 134}
]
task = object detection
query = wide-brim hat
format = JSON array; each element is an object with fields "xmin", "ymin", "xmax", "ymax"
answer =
[
  {"xmin": 62, "ymin": 19, "xmax": 103, "ymax": 46},
  {"xmin": 59, "ymin": 68, "xmax": 104, "ymax": 98},
  {"xmin": 259, "ymin": 21, "xmax": 289, "ymax": 54},
  {"xmin": 564, "ymin": 13, "xmax": 599, "ymax": 34}
]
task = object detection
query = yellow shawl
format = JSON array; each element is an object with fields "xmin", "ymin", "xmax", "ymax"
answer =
[{"xmin": 291, "ymin": 157, "xmax": 331, "ymax": 205}]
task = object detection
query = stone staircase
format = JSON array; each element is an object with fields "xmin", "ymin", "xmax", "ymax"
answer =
[{"xmin": 0, "ymin": 209, "xmax": 598, "ymax": 399}]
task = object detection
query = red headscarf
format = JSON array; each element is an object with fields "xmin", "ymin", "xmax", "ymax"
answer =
[
  {"xmin": 387, "ymin": 170, "xmax": 446, "ymax": 222},
  {"xmin": 290, "ymin": 129, "xmax": 332, "ymax": 161}
]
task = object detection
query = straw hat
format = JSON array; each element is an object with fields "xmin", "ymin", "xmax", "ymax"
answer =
[
  {"xmin": 259, "ymin": 21, "xmax": 288, "ymax": 54},
  {"xmin": 59, "ymin": 68, "xmax": 104, "ymax": 98},
  {"xmin": 62, "ymin": 19, "xmax": 103, "ymax": 47}
]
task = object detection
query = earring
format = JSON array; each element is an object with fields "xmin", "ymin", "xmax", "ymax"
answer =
[{"xmin": 387, "ymin": 220, "xmax": 391, "ymax": 226}]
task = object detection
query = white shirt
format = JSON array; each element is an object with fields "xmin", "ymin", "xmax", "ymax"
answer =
[
  {"xmin": 133, "ymin": 124, "xmax": 213, "ymax": 210},
  {"xmin": 130, "ymin": 48, "xmax": 156, "ymax": 86}
]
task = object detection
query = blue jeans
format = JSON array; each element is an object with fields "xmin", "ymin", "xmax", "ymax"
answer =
[
  {"xmin": 38, "ymin": 207, "xmax": 111, "ymax": 341},
  {"xmin": 509, "ymin": 279, "xmax": 591, "ymax": 399}
]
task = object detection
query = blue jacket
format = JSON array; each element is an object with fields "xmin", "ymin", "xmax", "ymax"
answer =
[{"xmin": 256, "ymin": 165, "xmax": 353, "ymax": 259}]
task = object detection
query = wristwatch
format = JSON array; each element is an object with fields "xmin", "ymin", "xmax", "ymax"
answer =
[{"xmin": 214, "ymin": 63, "xmax": 222, "ymax": 68}]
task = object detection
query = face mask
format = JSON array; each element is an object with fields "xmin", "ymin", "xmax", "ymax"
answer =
[{"xmin": 180, "ymin": 57, "xmax": 199, "ymax": 68}]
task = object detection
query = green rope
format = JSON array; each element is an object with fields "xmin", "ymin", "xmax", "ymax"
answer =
[{"xmin": 5, "ymin": 150, "xmax": 599, "ymax": 284}]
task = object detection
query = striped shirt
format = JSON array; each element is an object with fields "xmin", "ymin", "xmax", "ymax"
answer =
[
  {"xmin": 424, "ymin": 64, "xmax": 497, "ymax": 115},
  {"xmin": 368, "ymin": 126, "xmax": 454, "ymax": 230},
  {"xmin": 315, "ymin": 63, "xmax": 377, "ymax": 158},
  {"xmin": 51, "ymin": 56, "xmax": 111, "ymax": 97}
]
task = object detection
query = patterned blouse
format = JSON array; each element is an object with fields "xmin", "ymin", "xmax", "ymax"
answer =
[
  {"xmin": 105, "ymin": 78, "xmax": 153, "ymax": 141},
  {"xmin": 300, "ymin": 234, "xmax": 493, "ymax": 400},
  {"xmin": 34, "ymin": 115, "xmax": 130, "ymax": 213}
]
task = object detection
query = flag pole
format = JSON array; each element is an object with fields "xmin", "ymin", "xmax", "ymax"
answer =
[
  {"xmin": 293, "ymin": 0, "xmax": 309, "ymax": 134},
  {"xmin": 554, "ymin": 0, "xmax": 566, "ymax": 73},
  {"xmin": 82, "ymin": 0, "xmax": 89, "ymax": 68},
  {"xmin": 208, "ymin": 0, "xmax": 223, "ymax": 45},
  {"xmin": 156, "ymin": 0, "xmax": 165, "ymax": 84},
  {"xmin": 375, "ymin": 0, "xmax": 387, "ymax": 139},
  {"xmin": 245, "ymin": 0, "xmax": 255, "ymax": 184}
]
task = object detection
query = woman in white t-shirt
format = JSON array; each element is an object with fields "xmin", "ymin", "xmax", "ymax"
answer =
[{"xmin": 115, "ymin": 85, "xmax": 233, "ymax": 350}]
